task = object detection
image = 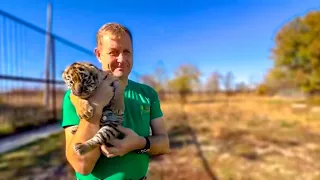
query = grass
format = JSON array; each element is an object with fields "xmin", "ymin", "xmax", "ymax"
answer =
[
  {"xmin": 1, "ymin": 94, "xmax": 320, "ymax": 179},
  {"xmin": 0, "ymin": 123, "xmax": 15, "ymax": 134}
]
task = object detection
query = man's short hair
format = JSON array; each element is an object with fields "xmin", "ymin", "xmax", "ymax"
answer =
[{"xmin": 96, "ymin": 22, "xmax": 133, "ymax": 48}]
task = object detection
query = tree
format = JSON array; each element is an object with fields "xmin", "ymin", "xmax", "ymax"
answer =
[
  {"xmin": 140, "ymin": 74, "xmax": 158, "ymax": 88},
  {"xmin": 222, "ymin": 71, "xmax": 234, "ymax": 95},
  {"xmin": 154, "ymin": 66, "xmax": 168, "ymax": 100},
  {"xmin": 205, "ymin": 71, "xmax": 221, "ymax": 94},
  {"xmin": 140, "ymin": 66, "xmax": 168, "ymax": 100},
  {"xmin": 168, "ymin": 64, "xmax": 201, "ymax": 106},
  {"xmin": 262, "ymin": 68, "xmax": 298, "ymax": 95},
  {"xmin": 235, "ymin": 81, "xmax": 249, "ymax": 93},
  {"xmin": 270, "ymin": 10, "xmax": 320, "ymax": 95}
]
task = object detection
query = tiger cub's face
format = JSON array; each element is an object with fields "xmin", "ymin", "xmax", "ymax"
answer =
[{"xmin": 62, "ymin": 62, "xmax": 102, "ymax": 99}]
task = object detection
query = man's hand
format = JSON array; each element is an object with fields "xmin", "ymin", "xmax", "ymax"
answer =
[{"xmin": 100, "ymin": 126, "xmax": 145, "ymax": 158}]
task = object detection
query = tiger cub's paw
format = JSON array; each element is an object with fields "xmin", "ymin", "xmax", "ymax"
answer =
[
  {"xmin": 74, "ymin": 143, "xmax": 90, "ymax": 155},
  {"xmin": 78, "ymin": 99, "xmax": 94, "ymax": 120}
]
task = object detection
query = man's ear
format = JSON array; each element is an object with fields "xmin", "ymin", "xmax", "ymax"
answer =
[{"xmin": 94, "ymin": 47, "xmax": 102, "ymax": 63}]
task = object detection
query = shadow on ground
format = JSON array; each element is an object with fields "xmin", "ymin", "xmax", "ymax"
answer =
[{"xmin": 164, "ymin": 113, "xmax": 219, "ymax": 180}]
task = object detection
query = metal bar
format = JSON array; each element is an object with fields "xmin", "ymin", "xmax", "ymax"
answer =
[
  {"xmin": 0, "ymin": 9, "xmax": 95, "ymax": 56},
  {"xmin": 51, "ymin": 37, "xmax": 57, "ymax": 120},
  {"xmin": 0, "ymin": 74, "xmax": 64, "ymax": 84},
  {"xmin": 44, "ymin": 3, "xmax": 52, "ymax": 107}
]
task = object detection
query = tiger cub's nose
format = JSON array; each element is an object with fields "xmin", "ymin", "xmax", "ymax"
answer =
[{"xmin": 73, "ymin": 84, "xmax": 83, "ymax": 96}]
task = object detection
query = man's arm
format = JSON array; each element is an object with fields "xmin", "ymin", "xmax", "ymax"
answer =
[
  {"xmin": 64, "ymin": 111, "xmax": 102, "ymax": 175},
  {"xmin": 64, "ymin": 74, "xmax": 116, "ymax": 175},
  {"xmin": 148, "ymin": 116, "xmax": 170, "ymax": 156}
]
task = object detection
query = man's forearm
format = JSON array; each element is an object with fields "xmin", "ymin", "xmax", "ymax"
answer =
[
  {"xmin": 148, "ymin": 134, "xmax": 170, "ymax": 156},
  {"xmin": 66, "ymin": 114, "xmax": 101, "ymax": 174}
]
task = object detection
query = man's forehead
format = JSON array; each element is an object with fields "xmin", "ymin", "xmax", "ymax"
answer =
[{"xmin": 102, "ymin": 33, "xmax": 131, "ymax": 46}]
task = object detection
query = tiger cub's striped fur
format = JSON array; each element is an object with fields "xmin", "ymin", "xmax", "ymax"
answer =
[{"xmin": 62, "ymin": 62, "xmax": 125, "ymax": 155}]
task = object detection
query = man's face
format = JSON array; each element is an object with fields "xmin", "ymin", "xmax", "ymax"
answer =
[{"xmin": 94, "ymin": 32, "xmax": 133, "ymax": 79}]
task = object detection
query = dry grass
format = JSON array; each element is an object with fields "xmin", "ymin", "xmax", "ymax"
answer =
[
  {"xmin": 0, "ymin": 91, "xmax": 64, "ymax": 108},
  {"xmin": 1, "ymin": 94, "xmax": 320, "ymax": 179},
  {"xmin": 0, "ymin": 91, "xmax": 64, "ymax": 136},
  {"xmin": 148, "ymin": 95, "xmax": 320, "ymax": 180}
]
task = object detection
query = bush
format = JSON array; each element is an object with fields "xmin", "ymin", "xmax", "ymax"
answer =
[{"xmin": 256, "ymin": 84, "xmax": 268, "ymax": 96}]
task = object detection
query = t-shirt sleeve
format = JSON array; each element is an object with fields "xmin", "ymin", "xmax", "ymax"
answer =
[
  {"xmin": 61, "ymin": 90, "xmax": 80, "ymax": 128},
  {"xmin": 149, "ymin": 88, "xmax": 163, "ymax": 120}
]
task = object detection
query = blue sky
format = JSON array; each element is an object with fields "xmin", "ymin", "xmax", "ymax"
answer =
[{"xmin": 1, "ymin": 0, "xmax": 320, "ymax": 87}]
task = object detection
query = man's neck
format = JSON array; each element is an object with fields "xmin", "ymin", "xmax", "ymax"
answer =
[{"xmin": 119, "ymin": 77, "xmax": 128, "ymax": 86}]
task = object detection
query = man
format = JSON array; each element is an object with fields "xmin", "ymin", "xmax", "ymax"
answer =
[{"xmin": 61, "ymin": 23, "xmax": 170, "ymax": 180}]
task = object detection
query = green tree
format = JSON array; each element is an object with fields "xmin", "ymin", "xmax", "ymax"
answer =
[{"xmin": 270, "ymin": 10, "xmax": 320, "ymax": 95}]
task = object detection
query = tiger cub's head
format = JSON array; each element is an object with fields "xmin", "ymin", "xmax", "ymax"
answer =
[{"xmin": 62, "ymin": 62, "xmax": 104, "ymax": 99}]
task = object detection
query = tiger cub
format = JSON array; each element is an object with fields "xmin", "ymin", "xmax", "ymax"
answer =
[{"xmin": 62, "ymin": 62, "xmax": 125, "ymax": 155}]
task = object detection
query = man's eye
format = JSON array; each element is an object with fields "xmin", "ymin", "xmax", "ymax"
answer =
[
  {"xmin": 109, "ymin": 51, "xmax": 118, "ymax": 56},
  {"xmin": 124, "ymin": 50, "xmax": 131, "ymax": 55}
]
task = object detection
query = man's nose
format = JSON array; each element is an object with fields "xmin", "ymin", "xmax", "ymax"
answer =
[{"xmin": 116, "ymin": 53, "xmax": 125, "ymax": 63}]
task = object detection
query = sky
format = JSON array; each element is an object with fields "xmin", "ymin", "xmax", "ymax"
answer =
[{"xmin": 1, "ymin": 0, "xmax": 320, "ymax": 88}]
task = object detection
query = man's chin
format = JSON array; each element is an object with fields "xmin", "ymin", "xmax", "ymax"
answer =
[{"xmin": 113, "ymin": 72, "xmax": 126, "ymax": 79}]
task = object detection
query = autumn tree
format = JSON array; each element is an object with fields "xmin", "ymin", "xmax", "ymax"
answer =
[
  {"xmin": 154, "ymin": 66, "xmax": 168, "ymax": 99},
  {"xmin": 205, "ymin": 71, "xmax": 221, "ymax": 94},
  {"xmin": 222, "ymin": 71, "xmax": 235, "ymax": 96},
  {"xmin": 270, "ymin": 10, "xmax": 320, "ymax": 95},
  {"xmin": 235, "ymin": 81, "xmax": 249, "ymax": 93},
  {"xmin": 168, "ymin": 64, "xmax": 201, "ymax": 106},
  {"xmin": 140, "ymin": 66, "xmax": 168, "ymax": 100},
  {"xmin": 140, "ymin": 75, "xmax": 156, "ymax": 87},
  {"xmin": 262, "ymin": 68, "xmax": 297, "ymax": 95}
]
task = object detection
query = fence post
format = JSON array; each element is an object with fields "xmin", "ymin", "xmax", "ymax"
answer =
[
  {"xmin": 51, "ymin": 37, "xmax": 57, "ymax": 120},
  {"xmin": 43, "ymin": 2, "xmax": 52, "ymax": 107}
]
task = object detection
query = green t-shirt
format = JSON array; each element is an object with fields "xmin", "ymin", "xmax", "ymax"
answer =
[{"xmin": 61, "ymin": 79, "xmax": 163, "ymax": 180}]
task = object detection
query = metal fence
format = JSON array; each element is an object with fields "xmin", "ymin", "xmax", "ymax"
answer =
[{"xmin": 0, "ymin": 6, "xmax": 103, "ymax": 136}]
